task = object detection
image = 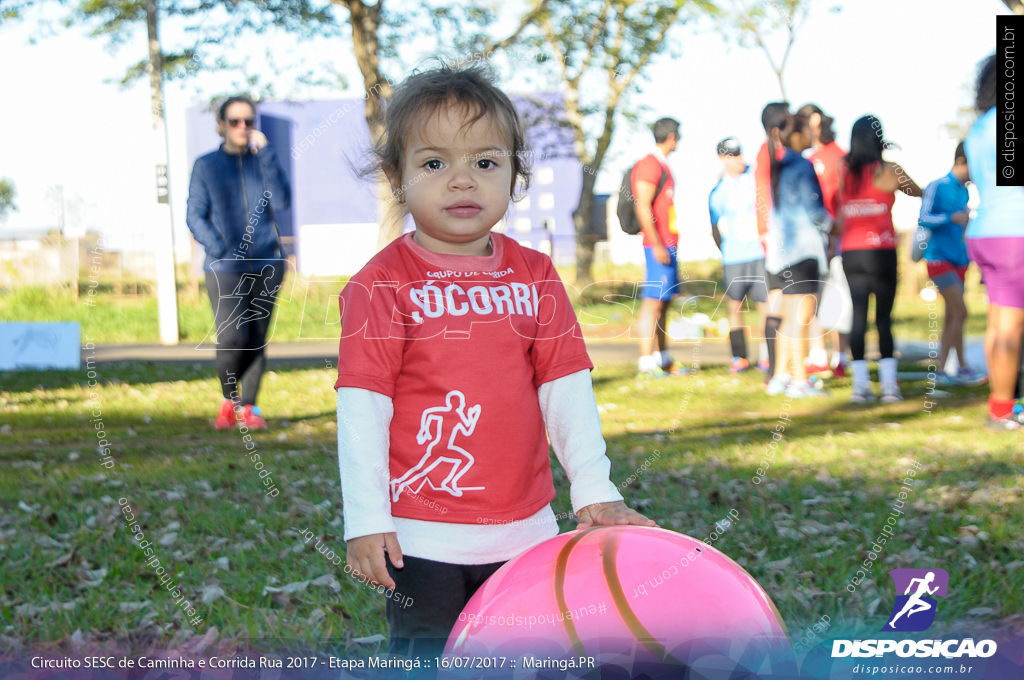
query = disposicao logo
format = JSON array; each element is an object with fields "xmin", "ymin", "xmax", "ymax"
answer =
[{"xmin": 831, "ymin": 568, "xmax": 997, "ymax": 659}]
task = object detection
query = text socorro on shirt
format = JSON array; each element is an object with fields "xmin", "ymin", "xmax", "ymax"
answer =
[{"xmin": 339, "ymin": 266, "xmax": 584, "ymax": 341}]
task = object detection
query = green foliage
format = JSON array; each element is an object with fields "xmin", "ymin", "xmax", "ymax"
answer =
[
  {"xmin": 0, "ymin": 177, "xmax": 16, "ymax": 221},
  {"xmin": 7, "ymin": 0, "xmax": 343, "ymax": 88}
]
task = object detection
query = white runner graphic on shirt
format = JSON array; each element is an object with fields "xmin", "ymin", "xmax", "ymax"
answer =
[{"xmin": 390, "ymin": 390, "xmax": 484, "ymax": 502}]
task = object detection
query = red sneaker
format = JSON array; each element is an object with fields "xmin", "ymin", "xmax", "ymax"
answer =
[
  {"xmin": 806, "ymin": 363, "xmax": 831, "ymax": 376},
  {"xmin": 831, "ymin": 363, "xmax": 846, "ymax": 379},
  {"xmin": 214, "ymin": 399, "xmax": 240, "ymax": 430},
  {"xmin": 729, "ymin": 357, "xmax": 750, "ymax": 373},
  {"xmin": 241, "ymin": 404, "xmax": 267, "ymax": 430}
]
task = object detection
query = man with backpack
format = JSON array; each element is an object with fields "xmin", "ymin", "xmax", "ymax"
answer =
[{"xmin": 623, "ymin": 117, "xmax": 683, "ymax": 377}]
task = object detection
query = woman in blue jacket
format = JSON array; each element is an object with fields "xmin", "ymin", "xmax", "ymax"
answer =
[
  {"xmin": 764, "ymin": 108, "xmax": 833, "ymax": 398},
  {"xmin": 186, "ymin": 95, "xmax": 291, "ymax": 430}
]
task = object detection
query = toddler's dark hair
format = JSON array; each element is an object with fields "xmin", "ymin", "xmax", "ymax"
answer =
[{"xmin": 377, "ymin": 63, "xmax": 530, "ymax": 198}]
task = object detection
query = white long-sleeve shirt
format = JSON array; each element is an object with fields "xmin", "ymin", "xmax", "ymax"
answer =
[{"xmin": 336, "ymin": 369, "xmax": 623, "ymax": 564}]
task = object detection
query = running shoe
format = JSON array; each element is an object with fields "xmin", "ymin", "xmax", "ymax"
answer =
[
  {"xmin": 849, "ymin": 386, "xmax": 877, "ymax": 404},
  {"xmin": 214, "ymin": 399, "xmax": 240, "ymax": 430},
  {"xmin": 757, "ymin": 359, "xmax": 771, "ymax": 373},
  {"xmin": 987, "ymin": 414, "xmax": 1021, "ymax": 431},
  {"xmin": 241, "ymin": 404, "xmax": 268, "ymax": 430},
  {"xmin": 806, "ymin": 362, "xmax": 831, "ymax": 377},
  {"xmin": 662, "ymin": 361, "xmax": 691, "ymax": 376},
  {"xmin": 880, "ymin": 384, "xmax": 904, "ymax": 404},
  {"xmin": 786, "ymin": 378, "xmax": 828, "ymax": 399},
  {"xmin": 831, "ymin": 363, "xmax": 846, "ymax": 379},
  {"xmin": 934, "ymin": 373, "xmax": 956, "ymax": 387},
  {"xmin": 953, "ymin": 367, "xmax": 989, "ymax": 387},
  {"xmin": 730, "ymin": 357, "xmax": 750, "ymax": 374},
  {"xmin": 766, "ymin": 375, "xmax": 790, "ymax": 396}
]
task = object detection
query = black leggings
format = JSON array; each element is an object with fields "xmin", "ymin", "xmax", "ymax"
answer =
[
  {"xmin": 385, "ymin": 553, "xmax": 505, "ymax": 659},
  {"xmin": 843, "ymin": 249, "xmax": 897, "ymax": 361},
  {"xmin": 204, "ymin": 264, "xmax": 285, "ymax": 405}
]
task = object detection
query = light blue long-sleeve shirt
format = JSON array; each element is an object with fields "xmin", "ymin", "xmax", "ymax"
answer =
[
  {"xmin": 709, "ymin": 166, "xmax": 765, "ymax": 265},
  {"xmin": 964, "ymin": 108, "xmax": 1024, "ymax": 239}
]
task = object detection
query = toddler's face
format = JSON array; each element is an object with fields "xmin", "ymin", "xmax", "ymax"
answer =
[{"xmin": 397, "ymin": 105, "xmax": 514, "ymax": 256}]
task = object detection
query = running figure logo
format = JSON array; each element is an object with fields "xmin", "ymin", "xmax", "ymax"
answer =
[
  {"xmin": 390, "ymin": 390, "xmax": 484, "ymax": 502},
  {"xmin": 216, "ymin": 264, "xmax": 282, "ymax": 334},
  {"xmin": 882, "ymin": 568, "xmax": 949, "ymax": 632}
]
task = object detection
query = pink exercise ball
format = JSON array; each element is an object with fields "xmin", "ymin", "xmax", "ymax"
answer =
[{"xmin": 446, "ymin": 526, "xmax": 790, "ymax": 671}]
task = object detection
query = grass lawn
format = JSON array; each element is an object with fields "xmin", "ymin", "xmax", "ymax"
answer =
[
  {"xmin": 0, "ymin": 259, "xmax": 989, "ymax": 345},
  {"xmin": 1, "ymin": 356, "xmax": 1021, "ymax": 661}
]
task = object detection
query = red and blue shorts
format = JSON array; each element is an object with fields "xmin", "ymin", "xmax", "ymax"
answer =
[{"xmin": 926, "ymin": 260, "xmax": 968, "ymax": 291}]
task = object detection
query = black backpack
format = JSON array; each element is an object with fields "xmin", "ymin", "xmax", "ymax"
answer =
[{"xmin": 617, "ymin": 159, "xmax": 668, "ymax": 235}]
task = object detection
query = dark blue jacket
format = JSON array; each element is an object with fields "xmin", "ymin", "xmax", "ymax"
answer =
[{"xmin": 186, "ymin": 144, "xmax": 291, "ymax": 272}]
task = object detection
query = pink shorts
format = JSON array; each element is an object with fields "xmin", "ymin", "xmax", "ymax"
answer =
[{"xmin": 967, "ymin": 237, "xmax": 1024, "ymax": 309}]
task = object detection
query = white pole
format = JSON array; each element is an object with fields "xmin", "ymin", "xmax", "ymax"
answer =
[{"xmin": 147, "ymin": 0, "xmax": 179, "ymax": 345}]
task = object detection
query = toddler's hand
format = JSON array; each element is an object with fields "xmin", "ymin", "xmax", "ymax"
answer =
[
  {"xmin": 346, "ymin": 533, "xmax": 404, "ymax": 589},
  {"xmin": 576, "ymin": 501, "xmax": 656, "ymax": 530}
]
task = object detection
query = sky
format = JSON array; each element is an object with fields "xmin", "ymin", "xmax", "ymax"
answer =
[{"xmin": 0, "ymin": 0, "xmax": 1006, "ymax": 263}]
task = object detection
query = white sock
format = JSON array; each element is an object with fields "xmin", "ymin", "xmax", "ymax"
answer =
[
  {"xmin": 638, "ymin": 355, "xmax": 658, "ymax": 372},
  {"xmin": 809, "ymin": 348, "xmax": 828, "ymax": 366},
  {"xmin": 879, "ymin": 357, "xmax": 898, "ymax": 388},
  {"xmin": 653, "ymin": 350, "xmax": 672, "ymax": 368},
  {"xmin": 774, "ymin": 373, "xmax": 791, "ymax": 385},
  {"xmin": 851, "ymin": 360, "xmax": 870, "ymax": 389},
  {"xmin": 831, "ymin": 351, "xmax": 847, "ymax": 368}
]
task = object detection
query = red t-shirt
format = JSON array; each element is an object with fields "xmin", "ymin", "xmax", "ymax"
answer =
[
  {"xmin": 809, "ymin": 142, "xmax": 846, "ymax": 218},
  {"xmin": 335, "ymin": 233, "xmax": 593, "ymax": 524},
  {"xmin": 631, "ymin": 154, "xmax": 677, "ymax": 247},
  {"xmin": 838, "ymin": 163, "xmax": 897, "ymax": 251}
]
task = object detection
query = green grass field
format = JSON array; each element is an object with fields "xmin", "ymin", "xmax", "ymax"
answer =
[
  {"xmin": 0, "ymin": 260, "xmax": 990, "ymax": 346},
  {"xmin": 1, "ymin": 356, "xmax": 1020, "ymax": 658}
]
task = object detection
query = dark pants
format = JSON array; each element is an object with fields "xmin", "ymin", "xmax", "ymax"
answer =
[
  {"xmin": 204, "ymin": 264, "xmax": 285, "ymax": 406},
  {"xmin": 385, "ymin": 554, "xmax": 505, "ymax": 660},
  {"xmin": 843, "ymin": 249, "xmax": 898, "ymax": 361}
]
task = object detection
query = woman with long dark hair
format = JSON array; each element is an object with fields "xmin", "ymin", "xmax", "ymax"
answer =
[
  {"xmin": 835, "ymin": 115, "xmax": 922, "ymax": 404},
  {"xmin": 964, "ymin": 55, "xmax": 1024, "ymax": 430},
  {"xmin": 187, "ymin": 95, "xmax": 291, "ymax": 430},
  {"xmin": 763, "ymin": 108, "xmax": 832, "ymax": 398}
]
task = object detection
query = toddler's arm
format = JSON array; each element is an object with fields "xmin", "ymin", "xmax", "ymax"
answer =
[
  {"xmin": 337, "ymin": 387, "xmax": 404, "ymax": 587},
  {"xmin": 538, "ymin": 369, "xmax": 656, "ymax": 528}
]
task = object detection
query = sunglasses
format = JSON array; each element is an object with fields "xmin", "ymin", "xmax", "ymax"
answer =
[{"xmin": 227, "ymin": 118, "xmax": 255, "ymax": 128}]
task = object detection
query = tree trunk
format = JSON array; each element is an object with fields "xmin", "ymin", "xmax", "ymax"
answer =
[
  {"xmin": 339, "ymin": 0, "xmax": 403, "ymax": 251},
  {"xmin": 146, "ymin": 0, "xmax": 180, "ymax": 344},
  {"xmin": 776, "ymin": 70, "xmax": 787, "ymax": 102},
  {"xmin": 573, "ymin": 168, "xmax": 598, "ymax": 286}
]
